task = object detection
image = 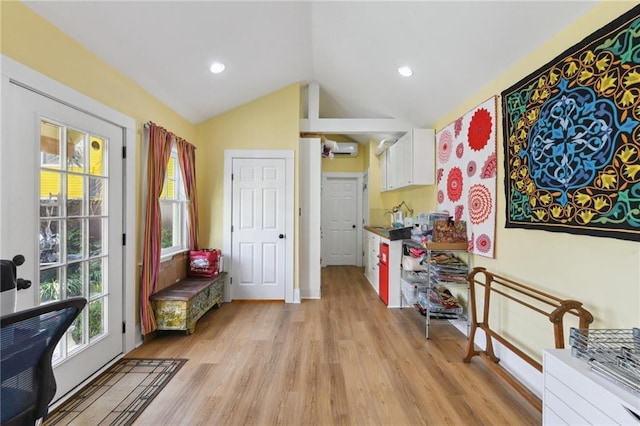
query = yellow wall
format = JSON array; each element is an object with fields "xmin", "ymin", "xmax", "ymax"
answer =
[
  {"xmin": 1, "ymin": 2, "xmax": 198, "ymax": 324},
  {"xmin": 195, "ymin": 83, "xmax": 301, "ymax": 286},
  {"xmin": 321, "ymin": 135, "xmax": 366, "ymax": 173},
  {"xmin": 321, "ymin": 153, "xmax": 365, "ymax": 173},
  {"xmin": 366, "ymin": 141, "xmax": 383, "ymax": 209},
  {"xmin": 391, "ymin": 1, "xmax": 640, "ymax": 359},
  {"xmin": 1, "ymin": 3, "xmax": 195, "ymax": 143},
  {"xmin": 1, "ymin": 2, "xmax": 197, "ymax": 262}
]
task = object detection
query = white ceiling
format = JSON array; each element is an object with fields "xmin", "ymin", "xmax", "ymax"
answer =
[{"xmin": 24, "ymin": 1, "xmax": 597, "ymax": 142}]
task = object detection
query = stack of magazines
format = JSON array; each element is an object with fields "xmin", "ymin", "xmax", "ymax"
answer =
[
  {"xmin": 417, "ymin": 286, "xmax": 463, "ymax": 318},
  {"xmin": 429, "ymin": 252, "xmax": 468, "ymax": 284}
]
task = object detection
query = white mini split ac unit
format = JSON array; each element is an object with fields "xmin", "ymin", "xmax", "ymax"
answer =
[{"xmin": 332, "ymin": 142, "xmax": 358, "ymax": 157}]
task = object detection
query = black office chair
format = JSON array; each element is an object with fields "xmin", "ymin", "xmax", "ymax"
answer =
[{"xmin": 1, "ymin": 297, "xmax": 87, "ymax": 426}]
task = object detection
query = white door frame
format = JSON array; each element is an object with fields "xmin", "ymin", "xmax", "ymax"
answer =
[
  {"xmin": 321, "ymin": 172, "xmax": 363, "ymax": 268},
  {"xmin": 1, "ymin": 55, "xmax": 137, "ymax": 352},
  {"xmin": 362, "ymin": 170, "xmax": 370, "ymax": 226},
  {"xmin": 223, "ymin": 150, "xmax": 296, "ymax": 303},
  {"xmin": 362, "ymin": 170, "xmax": 370, "ymax": 267}
]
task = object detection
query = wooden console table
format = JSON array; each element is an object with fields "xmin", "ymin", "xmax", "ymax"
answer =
[{"xmin": 150, "ymin": 273, "xmax": 226, "ymax": 334}]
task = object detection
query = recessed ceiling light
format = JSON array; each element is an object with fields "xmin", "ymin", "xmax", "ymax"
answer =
[
  {"xmin": 210, "ymin": 62, "xmax": 226, "ymax": 74},
  {"xmin": 398, "ymin": 66, "xmax": 413, "ymax": 77}
]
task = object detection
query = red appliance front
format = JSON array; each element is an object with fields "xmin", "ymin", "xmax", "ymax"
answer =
[{"xmin": 379, "ymin": 242, "xmax": 389, "ymax": 305}]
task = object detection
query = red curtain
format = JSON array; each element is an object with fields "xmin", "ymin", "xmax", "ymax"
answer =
[
  {"xmin": 176, "ymin": 137, "xmax": 199, "ymax": 250},
  {"xmin": 140, "ymin": 123, "xmax": 173, "ymax": 335}
]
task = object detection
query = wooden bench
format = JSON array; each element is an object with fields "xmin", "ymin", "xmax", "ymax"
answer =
[{"xmin": 150, "ymin": 273, "xmax": 226, "ymax": 335}]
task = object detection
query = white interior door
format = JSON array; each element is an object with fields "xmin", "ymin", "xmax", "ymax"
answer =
[
  {"xmin": 321, "ymin": 174, "xmax": 361, "ymax": 266},
  {"xmin": 1, "ymin": 80, "xmax": 124, "ymax": 400},
  {"xmin": 231, "ymin": 158, "xmax": 286, "ymax": 299}
]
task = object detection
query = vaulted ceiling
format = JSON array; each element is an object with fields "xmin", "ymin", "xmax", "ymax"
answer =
[{"xmin": 24, "ymin": 1, "xmax": 597, "ymax": 141}]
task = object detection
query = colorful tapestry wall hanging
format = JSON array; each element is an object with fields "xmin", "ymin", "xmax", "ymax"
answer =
[
  {"xmin": 436, "ymin": 96, "xmax": 498, "ymax": 258},
  {"xmin": 502, "ymin": 5, "xmax": 640, "ymax": 242}
]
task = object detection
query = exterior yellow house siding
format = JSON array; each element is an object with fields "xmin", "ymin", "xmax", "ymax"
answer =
[{"xmin": 40, "ymin": 136, "xmax": 106, "ymax": 199}]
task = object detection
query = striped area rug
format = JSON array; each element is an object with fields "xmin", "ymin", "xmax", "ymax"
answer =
[{"xmin": 45, "ymin": 358, "xmax": 186, "ymax": 426}]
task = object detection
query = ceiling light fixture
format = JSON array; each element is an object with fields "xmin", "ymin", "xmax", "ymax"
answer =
[
  {"xmin": 210, "ymin": 62, "xmax": 226, "ymax": 74},
  {"xmin": 398, "ymin": 66, "xmax": 413, "ymax": 77}
]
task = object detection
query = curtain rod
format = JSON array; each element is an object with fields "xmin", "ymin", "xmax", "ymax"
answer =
[{"xmin": 143, "ymin": 121, "xmax": 196, "ymax": 149}]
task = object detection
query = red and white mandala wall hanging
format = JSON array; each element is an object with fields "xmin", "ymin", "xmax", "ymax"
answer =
[{"xmin": 436, "ymin": 96, "xmax": 497, "ymax": 258}]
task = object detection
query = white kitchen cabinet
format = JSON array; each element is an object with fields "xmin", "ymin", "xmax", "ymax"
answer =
[
  {"xmin": 396, "ymin": 131, "xmax": 416, "ymax": 187},
  {"xmin": 543, "ymin": 349, "xmax": 640, "ymax": 425},
  {"xmin": 365, "ymin": 230, "xmax": 380, "ymax": 294},
  {"xmin": 379, "ymin": 150, "xmax": 388, "ymax": 192},
  {"xmin": 363, "ymin": 228, "xmax": 403, "ymax": 307},
  {"xmin": 381, "ymin": 128, "xmax": 435, "ymax": 192},
  {"xmin": 385, "ymin": 238, "xmax": 403, "ymax": 308},
  {"xmin": 386, "ymin": 140, "xmax": 401, "ymax": 190}
]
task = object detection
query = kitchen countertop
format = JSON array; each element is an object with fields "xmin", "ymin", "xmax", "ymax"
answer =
[
  {"xmin": 363, "ymin": 225, "xmax": 412, "ymax": 240},
  {"xmin": 363, "ymin": 225, "xmax": 392, "ymax": 239}
]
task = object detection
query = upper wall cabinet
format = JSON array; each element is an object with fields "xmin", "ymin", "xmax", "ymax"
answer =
[
  {"xmin": 380, "ymin": 129, "xmax": 435, "ymax": 192},
  {"xmin": 380, "ymin": 149, "xmax": 388, "ymax": 191}
]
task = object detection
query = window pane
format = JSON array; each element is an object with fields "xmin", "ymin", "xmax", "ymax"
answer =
[
  {"xmin": 67, "ymin": 128, "xmax": 86, "ymax": 173},
  {"xmin": 89, "ymin": 218, "xmax": 104, "ymax": 257},
  {"xmin": 52, "ymin": 341, "xmax": 63, "ymax": 364},
  {"xmin": 160, "ymin": 202, "xmax": 175, "ymax": 249},
  {"xmin": 67, "ymin": 312, "xmax": 85, "ymax": 351},
  {"xmin": 40, "ymin": 171, "xmax": 62, "ymax": 211},
  {"xmin": 66, "ymin": 262, "xmax": 85, "ymax": 298},
  {"xmin": 67, "ymin": 219, "xmax": 85, "ymax": 261},
  {"xmin": 40, "ymin": 191, "xmax": 61, "ymax": 218},
  {"xmin": 89, "ymin": 137, "xmax": 106, "ymax": 176},
  {"xmin": 164, "ymin": 156, "xmax": 176, "ymax": 199},
  {"xmin": 89, "ymin": 299, "xmax": 105, "ymax": 341},
  {"xmin": 40, "ymin": 220, "xmax": 60, "ymax": 265},
  {"xmin": 40, "ymin": 120, "xmax": 61, "ymax": 168},
  {"xmin": 160, "ymin": 179, "xmax": 167, "ymax": 199},
  {"xmin": 166, "ymin": 178, "xmax": 175, "ymax": 199},
  {"xmin": 67, "ymin": 175, "xmax": 86, "ymax": 216},
  {"xmin": 89, "ymin": 259, "xmax": 103, "ymax": 297},
  {"xmin": 167, "ymin": 156, "xmax": 175, "ymax": 180},
  {"xmin": 89, "ymin": 177, "xmax": 105, "ymax": 216},
  {"xmin": 40, "ymin": 267, "xmax": 61, "ymax": 303}
]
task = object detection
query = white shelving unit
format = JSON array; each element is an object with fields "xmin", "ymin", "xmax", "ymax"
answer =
[{"xmin": 400, "ymin": 240, "xmax": 470, "ymax": 339}]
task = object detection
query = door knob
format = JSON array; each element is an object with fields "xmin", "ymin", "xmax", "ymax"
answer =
[
  {"xmin": 13, "ymin": 255, "xmax": 25, "ymax": 266},
  {"xmin": 279, "ymin": 234, "xmax": 285, "ymax": 239},
  {"xmin": 17, "ymin": 278, "xmax": 31, "ymax": 290},
  {"xmin": 352, "ymin": 225, "xmax": 356, "ymax": 229}
]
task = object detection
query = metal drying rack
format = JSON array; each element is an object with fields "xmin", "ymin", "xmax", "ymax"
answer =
[{"xmin": 570, "ymin": 327, "xmax": 640, "ymax": 395}]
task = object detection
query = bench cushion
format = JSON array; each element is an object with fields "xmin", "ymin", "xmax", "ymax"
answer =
[{"xmin": 151, "ymin": 278, "xmax": 214, "ymax": 302}]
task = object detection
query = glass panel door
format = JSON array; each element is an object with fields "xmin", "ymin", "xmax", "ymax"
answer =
[{"xmin": 39, "ymin": 119, "xmax": 110, "ymax": 364}]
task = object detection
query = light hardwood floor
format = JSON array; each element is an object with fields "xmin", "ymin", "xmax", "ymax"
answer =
[{"xmin": 130, "ymin": 266, "xmax": 541, "ymax": 425}]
